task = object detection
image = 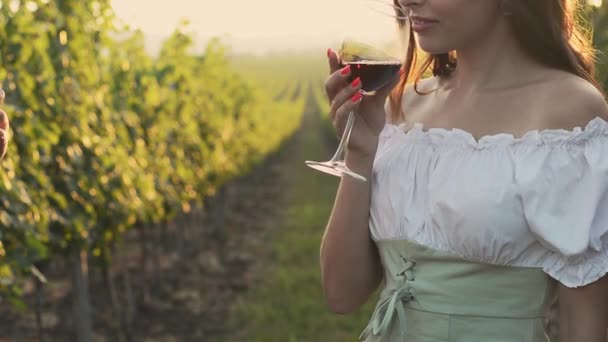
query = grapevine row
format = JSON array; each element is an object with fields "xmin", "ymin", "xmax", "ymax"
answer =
[{"xmin": 0, "ymin": 2, "xmax": 308, "ymax": 339}]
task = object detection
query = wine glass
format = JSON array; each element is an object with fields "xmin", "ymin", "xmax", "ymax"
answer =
[{"xmin": 305, "ymin": 23, "xmax": 409, "ymax": 182}]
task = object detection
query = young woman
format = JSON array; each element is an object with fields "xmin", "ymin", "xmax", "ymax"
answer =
[{"xmin": 321, "ymin": 0, "xmax": 608, "ymax": 341}]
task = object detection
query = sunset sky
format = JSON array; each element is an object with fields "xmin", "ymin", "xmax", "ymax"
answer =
[
  {"xmin": 110, "ymin": 0, "xmax": 604, "ymax": 55},
  {"xmin": 111, "ymin": 0, "xmax": 400, "ymax": 55}
]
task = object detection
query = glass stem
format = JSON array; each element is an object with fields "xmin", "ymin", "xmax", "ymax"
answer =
[{"xmin": 330, "ymin": 107, "xmax": 357, "ymax": 163}]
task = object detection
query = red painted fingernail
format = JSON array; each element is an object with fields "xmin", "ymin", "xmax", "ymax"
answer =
[
  {"xmin": 351, "ymin": 92, "xmax": 363, "ymax": 102},
  {"xmin": 399, "ymin": 68, "xmax": 405, "ymax": 76},
  {"xmin": 341, "ymin": 65, "xmax": 351, "ymax": 75},
  {"xmin": 327, "ymin": 48, "xmax": 333, "ymax": 57},
  {"xmin": 351, "ymin": 77, "xmax": 361, "ymax": 88}
]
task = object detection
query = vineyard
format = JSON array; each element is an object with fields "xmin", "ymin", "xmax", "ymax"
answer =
[
  {"xmin": 1, "ymin": 1, "xmax": 608, "ymax": 341},
  {"xmin": 0, "ymin": 0, "xmax": 328, "ymax": 340}
]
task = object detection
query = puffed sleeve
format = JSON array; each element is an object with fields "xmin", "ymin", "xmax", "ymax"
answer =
[{"xmin": 516, "ymin": 118, "xmax": 608, "ymax": 288}]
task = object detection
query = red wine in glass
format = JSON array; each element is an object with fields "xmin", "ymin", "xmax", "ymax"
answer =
[
  {"xmin": 340, "ymin": 60, "xmax": 402, "ymax": 94},
  {"xmin": 305, "ymin": 39, "xmax": 403, "ymax": 182}
]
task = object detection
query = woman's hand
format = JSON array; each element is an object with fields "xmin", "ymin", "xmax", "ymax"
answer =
[
  {"xmin": 0, "ymin": 89, "xmax": 10, "ymax": 160},
  {"xmin": 325, "ymin": 49, "xmax": 400, "ymax": 158}
]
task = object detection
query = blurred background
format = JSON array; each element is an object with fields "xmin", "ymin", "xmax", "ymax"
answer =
[{"xmin": 0, "ymin": 0, "xmax": 606, "ymax": 341}]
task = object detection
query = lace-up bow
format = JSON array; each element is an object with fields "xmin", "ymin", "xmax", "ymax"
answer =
[{"xmin": 359, "ymin": 254, "xmax": 416, "ymax": 341}]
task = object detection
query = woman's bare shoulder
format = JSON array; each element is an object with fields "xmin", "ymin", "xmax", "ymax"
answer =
[
  {"xmin": 403, "ymin": 75, "xmax": 442, "ymax": 99},
  {"xmin": 388, "ymin": 75, "xmax": 442, "ymax": 126},
  {"xmin": 539, "ymin": 71, "xmax": 608, "ymax": 130}
]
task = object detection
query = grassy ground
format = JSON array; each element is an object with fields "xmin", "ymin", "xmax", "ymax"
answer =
[{"xmin": 223, "ymin": 93, "xmax": 379, "ymax": 342}]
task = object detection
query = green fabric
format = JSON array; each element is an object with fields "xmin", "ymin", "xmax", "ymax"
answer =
[{"xmin": 360, "ymin": 239, "xmax": 557, "ymax": 342}]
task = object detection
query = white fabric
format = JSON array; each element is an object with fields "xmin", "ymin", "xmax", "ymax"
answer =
[{"xmin": 369, "ymin": 116, "xmax": 608, "ymax": 288}]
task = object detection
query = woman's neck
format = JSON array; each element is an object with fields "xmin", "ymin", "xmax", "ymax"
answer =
[{"xmin": 444, "ymin": 19, "xmax": 545, "ymax": 94}]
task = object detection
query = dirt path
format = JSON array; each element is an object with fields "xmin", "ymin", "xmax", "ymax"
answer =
[{"xmin": 129, "ymin": 94, "xmax": 330, "ymax": 342}]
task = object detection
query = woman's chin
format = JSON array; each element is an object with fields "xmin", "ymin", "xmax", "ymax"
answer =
[
  {"xmin": 417, "ymin": 40, "xmax": 452, "ymax": 55},
  {"xmin": 416, "ymin": 36, "xmax": 454, "ymax": 55}
]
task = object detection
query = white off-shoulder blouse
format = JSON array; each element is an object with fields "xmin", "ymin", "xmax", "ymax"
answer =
[{"xmin": 369, "ymin": 116, "xmax": 608, "ymax": 288}]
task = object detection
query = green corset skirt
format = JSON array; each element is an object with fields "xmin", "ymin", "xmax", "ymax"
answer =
[{"xmin": 360, "ymin": 240, "xmax": 559, "ymax": 342}]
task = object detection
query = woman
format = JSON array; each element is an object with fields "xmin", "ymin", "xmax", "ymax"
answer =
[
  {"xmin": 0, "ymin": 88, "xmax": 9, "ymax": 160},
  {"xmin": 321, "ymin": 0, "xmax": 608, "ymax": 341}
]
